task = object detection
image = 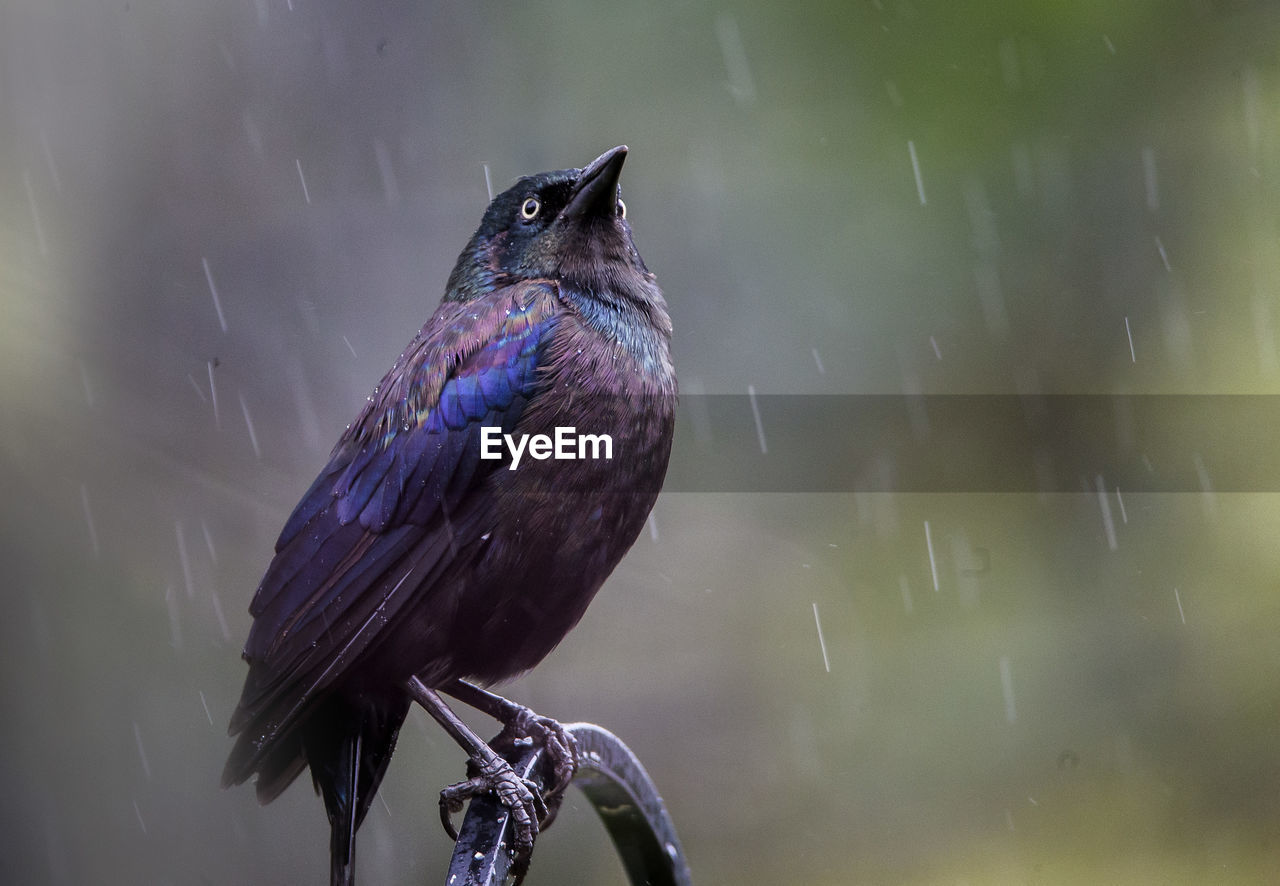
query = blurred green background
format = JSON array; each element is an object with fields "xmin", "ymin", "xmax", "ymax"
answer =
[{"xmin": 3, "ymin": 1, "xmax": 1279, "ymax": 883}]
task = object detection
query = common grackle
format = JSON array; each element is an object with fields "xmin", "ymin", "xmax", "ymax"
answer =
[{"xmin": 222, "ymin": 146, "xmax": 675, "ymax": 885}]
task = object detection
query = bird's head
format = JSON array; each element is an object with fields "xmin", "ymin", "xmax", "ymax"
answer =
[{"xmin": 445, "ymin": 146, "xmax": 652, "ymax": 302}]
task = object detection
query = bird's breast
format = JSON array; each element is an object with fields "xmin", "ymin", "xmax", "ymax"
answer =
[
  {"xmin": 442, "ymin": 301, "xmax": 675, "ymax": 681},
  {"xmin": 477, "ymin": 311, "xmax": 674, "ymax": 537}
]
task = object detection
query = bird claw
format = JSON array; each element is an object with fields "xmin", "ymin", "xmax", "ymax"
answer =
[
  {"xmin": 432, "ymin": 691, "xmax": 581, "ymax": 882},
  {"xmin": 503, "ymin": 709, "xmax": 580, "ymax": 802},
  {"xmin": 438, "ymin": 755, "xmax": 547, "ymax": 879}
]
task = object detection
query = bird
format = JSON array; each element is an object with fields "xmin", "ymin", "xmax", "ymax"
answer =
[{"xmin": 222, "ymin": 145, "xmax": 676, "ymax": 885}]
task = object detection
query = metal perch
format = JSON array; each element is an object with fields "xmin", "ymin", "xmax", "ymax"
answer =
[{"xmin": 443, "ymin": 722, "xmax": 693, "ymax": 886}]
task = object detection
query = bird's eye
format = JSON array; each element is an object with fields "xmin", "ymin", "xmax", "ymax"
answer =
[
  {"xmin": 520, "ymin": 197, "xmax": 541, "ymax": 220},
  {"xmin": 617, "ymin": 199, "xmax": 626, "ymax": 219}
]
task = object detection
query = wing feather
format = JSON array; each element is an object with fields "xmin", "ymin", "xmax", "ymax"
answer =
[{"xmin": 226, "ymin": 282, "xmax": 561, "ymax": 775}]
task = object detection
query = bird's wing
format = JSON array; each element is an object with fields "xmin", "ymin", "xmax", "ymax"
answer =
[{"xmin": 226, "ymin": 280, "xmax": 561, "ymax": 751}]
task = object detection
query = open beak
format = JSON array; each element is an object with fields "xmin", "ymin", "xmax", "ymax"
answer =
[{"xmin": 561, "ymin": 145, "xmax": 627, "ymax": 222}]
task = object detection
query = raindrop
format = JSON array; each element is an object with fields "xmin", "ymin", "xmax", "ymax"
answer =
[
  {"xmin": 373, "ymin": 139, "xmax": 400, "ymax": 206},
  {"xmin": 199, "ymin": 690, "xmax": 214, "ymax": 726},
  {"xmin": 187, "ymin": 373, "xmax": 208, "ymax": 402},
  {"xmin": 952, "ymin": 532, "xmax": 982, "ymax": 608},
  {"xmin": 1124, "ymin": 316, "xmax": 1136, "ymax": 363},
  {"xmin": 902, "ymin": 359, "xmax": 929, "ymax": 436},
  {"xmin": 208, "ymin": 360, "xmax": 221, "ymax": 428},
  {"xmin": 682, "ymin": 378, "xmax": 712, "ymax": 446},
  {"xmin": 239, "ymin": 392, "xmax": 262, "ymax": 459},
  {"xmin": 201, "ymin": 520, "xmax": 218, "ymax": 564},
  {"xmin": 133, "ymin": 722, "xmax": 152, "ymax": 780},
  {"xmin": 746, "ymin": 384, "xmax": 767, "ymax": 454},
  {"xmin": 482, "ymin": 162, "xmax": 494, "ymax": 201},
  {"xmin": 811, "ymin": 602, "xmax": 830, "ymax": 673},
  {"xmin": 202, "ymin": 257, "xmax": 228, "ymax": 333},
  {"xmin": 974, "ymin": 261, "xmax": 1009, "ymax": 340},
  {"xmin": 963, "ymin": 178, "xmax": 999, "ymax": 253},
  {"xmin": 923, "ymin": 520, "xmax": 939, "ymax": 591},
  {"xmin": 1173, "ymin": 587, "xmax": 1186, "ymax": 625},
  {"xmin": 343, "ymin": 335, "xmax": 359, "ymax": 359},
  {"xmin": 1193, "ymin": 454, "xmax": 1217, "ymax": 520},
  {"xmin": 176, "ymin": 521, "xmax": 194, "ymax": 598},
  {"xmin": 907, "ymin": 140, "xmax": 927, "ymax": 206},
  {"xmin": 39, "ymin": 128, "xmax": 62, "ymax": 192},
  {"xmin": 243, "ymin": 111, "xmax": 263, "ymax": 156},
  {"xmin": 1154, "ymin": 236, "xmax": 1171, "ymax": 272},
  {"xmin": 210, "ymin": 585, "xmax": 233, "ymax": 642},
  {"xmin": 133, "ymin": 798, "xmax": 148, "ymax": 835},
  {"xmin": 295, "ymin": 158, "xmax": 312, "ymax": 204},
  {"xmin": 1095, "ymin": 475, "xmax": 1117, "ymax": 550},
  {"xmin": 811, "ymin": 347, "xmax": 825, "ymax": 375},
  {"xmin": 647, "ymin": 512, "xmax": 659, "ymax": 542},
  {"xmin": 23, "ymin": 169, "xmax": 47, "ymax": 256}
]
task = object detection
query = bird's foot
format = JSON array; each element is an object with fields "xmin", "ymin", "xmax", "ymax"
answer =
[
  {"xmin": 438, "ymin": 753, "xmax": 546, "ymax": 880},
  {"xmin": 500, "ymin": 706, "xmax": 580, "ymax": 804}
]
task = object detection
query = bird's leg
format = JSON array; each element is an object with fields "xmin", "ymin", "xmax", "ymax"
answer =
[
  {"xmin": 442, "ymin": 678, "xmax": 580, "ymax": 808},
  {"xmin": 404, "ymin": 677, "xmax": 545, "ymax": 875}
]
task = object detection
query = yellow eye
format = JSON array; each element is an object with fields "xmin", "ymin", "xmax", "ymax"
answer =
[
  {"xmin": 617, "ymin": 199, "xmax": 626, "ymax": 219},
  {"xmin": 520, "ymin": 197, "xmax": 541, "ymax": 220}
]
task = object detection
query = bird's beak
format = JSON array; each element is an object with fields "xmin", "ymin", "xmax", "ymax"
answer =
[{"xmin": 562, "ymin": 145, "xmax": 627, "ymax": 222}]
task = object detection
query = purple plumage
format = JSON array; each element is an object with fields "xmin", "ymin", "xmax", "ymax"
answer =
[{"xmin": 223, "ymin": 147, "xmax": 675, "ymax": 885}]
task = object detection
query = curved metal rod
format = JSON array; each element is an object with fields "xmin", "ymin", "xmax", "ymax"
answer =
[{"xmin": 443, "ymin": 722, "xmax": 693, "ymax": 886}]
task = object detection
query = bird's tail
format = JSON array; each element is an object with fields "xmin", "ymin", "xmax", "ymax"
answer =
[{"xmin": 304, "ymin": 693, "xmax": 411, "ymax": 886}]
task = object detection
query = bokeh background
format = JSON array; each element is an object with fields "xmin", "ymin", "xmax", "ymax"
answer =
[{"xmin": 3, "ymin": 1, "xmax": 1280, "ymax": 883}]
